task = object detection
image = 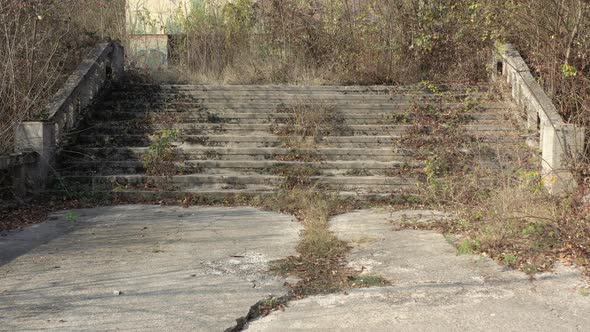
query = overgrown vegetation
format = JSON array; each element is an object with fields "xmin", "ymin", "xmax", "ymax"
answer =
[
  {"xmin": 170, "ymin": 0, "xmax": 498, "ymax": 85},
  {"xmin": 175, "ymin": 0, "xmax": 590, "ymax": 128},
  {"xmin": 0, "ymin": 0, "xmax": 125, "ymax": 154},
  {"xmin": 265, "ymin": 109, "xmax": 387, "ymax": 295},
  {"xmin": 163, "ymin": 0, "xmax": 590, "ymax": 187},
  {"xmin": 265, "ymin": 189, "xmax": 353, "ymax": 296},
  {"xmin": 3, "ymin": 1, "xmax": 589, "ymax": 160},
  {"xmin": 143, "ymin": 129, "xmax": 182, "ymax": 176},
  {"xmin": 1, "ymin": 0, "xmax": 589, "ymax": 287},
  {"xmin": 271, "ymin": 102, "xmax": 348, "ymax": 149},
  {"xmin": 403, "ymin": 93, "xmax": 476, "ymax": 181},
  {"xmin": 406, "ymin": 174, "xmax": 590, "ymax": 274},
  {"xmin": 263, "ymin": 187, "xmax": 394, "ymax": 296},
  {"xmin": 398, "ymin": 88, "xmax": 590, "ymax": 276}
]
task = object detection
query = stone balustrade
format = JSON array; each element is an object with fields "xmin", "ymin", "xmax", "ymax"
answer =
[
  {"xmin": 493, "ymin": 43, "xmax": 585, "ymax": 195},
  {"xmin": 13, "ymin": 42, "xmax": 124, "ymax": 196}
]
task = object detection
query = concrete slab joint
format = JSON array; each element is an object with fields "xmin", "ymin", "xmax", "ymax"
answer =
[
  {"xmin": 493, "ymin": 43, "xmax": 585, "ymax": 195},
  {"xmin": 12, "ymin": 42, "xmax": 124, "ymax": 196}
]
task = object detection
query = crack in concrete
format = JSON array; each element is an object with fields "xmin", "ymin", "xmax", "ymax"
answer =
[{"xmin": 224, "ymin": 294, "xmax": 294, "ymax": 332}]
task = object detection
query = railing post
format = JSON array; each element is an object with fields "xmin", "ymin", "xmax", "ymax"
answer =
[
  {"xmin": 111, "ymin": 43, "xmax": 125, "ymax": 80},
  {"xmin": 541, "ymin": 123, "xmax": 585, "ymax": 195},
  {"xmin": 494, "ymin": 43, "xmax": 586, "ymax": 195},
  {"xmin": 14, "ymin": 122, "xmax": 55, "ymax": 193},
  {"xmin": 11, "ymin": 162, "xmax": 27, "ymax": 198}
]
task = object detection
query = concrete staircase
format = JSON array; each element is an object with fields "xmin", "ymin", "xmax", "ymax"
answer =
[{"xmin": 52, "ymin": 84, "xmax": 525, "ymax": 199}]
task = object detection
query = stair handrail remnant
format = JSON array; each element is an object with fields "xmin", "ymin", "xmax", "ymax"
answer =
[
  {"xmin": 492, "ymin": 43, "xmax": 585, "ymax": 195},
  {"xmin": 12, "ymin": 42, "xmax": 124, "ymax": 197}
]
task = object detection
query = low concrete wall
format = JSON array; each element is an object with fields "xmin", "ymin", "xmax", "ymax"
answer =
[
  {"xmin": 492, "ymin": 43, "xmax": 585, "ymax": 195},
  {"xmin": 0, "ymin": 153, "xmax": 38, "ymax": 199},
  {"xmin": 13, "ymin": 42, "xmax": 125, "ymax": 196}
]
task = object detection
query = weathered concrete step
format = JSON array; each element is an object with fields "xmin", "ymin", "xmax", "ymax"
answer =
[
  {"xmin": 78, "ymin": 133, "xmax": 524, "ymax": 147},
  {"xmin": 107, "ymin": 93, "xmax": 486, "ymax": 103},
  {"xmin": 95, "ymin": 103, "xmax": 510, "ymax": 113},
  {"xmin": 54, "ymin": 174, "xmax": 419, "ymax": 191},
  {"xmin": 75, "ymin": 134, "xmax": 527, "ymax": 149},
  {"xmin": 75, "ymin": 134, "xmax": 406, "ymax": 148},
  {"xmin": 90, "ymin": 111, "xmax": 509, "ymax": 124},
  {"xmin": 84, "ymin": 123, "xmax": 517, "ymax": 136},
  {"xmin": 46, "ymin": 188, "xmax": 278, "ymax": 198},
  {"xmin": 45, "ymin": 188, "xmax": 410, "ymax": 201},
  {"xmin": 111, "ymin": 86, "xmax": 487, "ymax": 95},
  {"xmin": 60, "ymin": 147, "xmax": 413, "ymax": 163},
  {"xmin": 63, "ymin": 146, "xmax": 408, "ymax": 156},
  {"xmin": 57, "ymin": 160, "xmax": 422, "ymax": 176},
  {"xmin": 100, "ymin": 101, "xmax": 500, "ymax": 110},
  {"xmin": 52, "ymin": 175, "xmax": 419, "ymax": 195},
  {"xmin": 118, "ymin": 84, "xmax": 489, "ymax": 93}
]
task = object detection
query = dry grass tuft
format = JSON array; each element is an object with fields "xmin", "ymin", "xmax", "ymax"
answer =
[{"xmin": 271, "ymin": 102, "xmax": 349, "ymax": 147}]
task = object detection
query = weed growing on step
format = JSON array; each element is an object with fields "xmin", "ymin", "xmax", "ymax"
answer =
[
  {"xmin": 66, "ymin": 212, "xmax": 79, "ymax": 223},
  {"xmin": 385, "ymin": 112, "xmax": 413, "ymax": 124},
  {"xmin": 206, "ymin": 112, "xmax": 225, "ymax": 124},
  {"xmin": 270, "ymin": 164, "xmax": 321, "ymax": 190},
  {"xmin": 349, "ymin": 275, "xmax": 391, "ymax": 288},
  {"xmin": 143, "ymin": 129, "xmax": 182, "ymax": 176},
  {"xmin": 275, "ymin": 149, "xmax": 324, "ymax": 163},
  {"xmin": 269, "ymin": 101, "xmax": 345, "ymax": 167},
  {"xmin": 457, "ymin": 239, "xmax": 481, "ymax": 255},
  {"xmin": 202, "ymin": 150, "xmax": 223, "ymax": 160},
  {"xmin": 271, "ymin": 102, "xmax": 350, "ymax": 149},
  {"xmin": 418, "ymin": 80, "xmax": 443, "ymax": 95},
  {"xmin": 502, "ymin": 253, "xmax": 519, "ymax": 267},
  {"xmin": 401, "ymin": 96, "xmax": 479, "ymax": 204},
  {"xmin": 344, "ymin": 169, "xmax": 372, "ymax": 177}
]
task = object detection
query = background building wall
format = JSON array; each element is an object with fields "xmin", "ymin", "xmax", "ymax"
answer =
[{"xmin": 127, "ymin": 0, "xmax": 196, "ymax": 67}]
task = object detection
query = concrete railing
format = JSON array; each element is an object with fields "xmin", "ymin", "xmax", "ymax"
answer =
[
  {"xmin": 492, "ymin": 43, "xmax": 585, "ymax": 195},
  {"xmin": 13, "ymin": 42, "xmax": 124, "ymax": 195}
]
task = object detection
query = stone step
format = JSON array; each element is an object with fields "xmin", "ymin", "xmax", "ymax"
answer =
[
  {"xmin": 53, "ymin": 174, "xmax": 420, "ymax": 192},
  {"xmin": 59, "ymin": 146, "xmax": 413, "ymax": 163},
  {"xmin": 56, "ymin": 160, "xmax": 422, "ymax": 176},
  {"xmin": 88, "ymin": 110, "xmax": 510, "ymax": 124},
  {"xmin": 45, "ymin": 188, "xmax": 408, "ymax": 201},
  {"xmin": 46, "ymin": 82, "xmax": 529, "ymax": 198},
  {"xmin": 47, "ymin": 187, "xmax": 277, "ymax": 197},
  {"xmin": 76, "ymin": 134, "xmax": 403, "ymax": 148},
  {"xmin": 77, "ymin": 135, "xmax": 524, "ymax": 149},
  {"xmin": 106, "ymin": 93, "xmax": 487, "ymax": 103},
  {"xmin": 117, "ymin": 84, "xmax": 490, "ymax": 93},
  {"xmin": 75, "ymin": 134, "xmax": 528, "ymax": 149},
  {"xmin": 94, "ymin": 103, "xmax": 510, "ymax": 113},
  {"xmin": 99, "ymin": 101, "xmax": 503, "ymax": 110},
  {"xmin": 81, "ymin": 123, "xmax": 517, "ymax": 136}
]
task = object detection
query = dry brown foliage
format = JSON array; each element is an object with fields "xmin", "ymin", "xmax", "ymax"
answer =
[{"xmin": 0, "ymin": 0, "xmax": 125, "ymax": 154}]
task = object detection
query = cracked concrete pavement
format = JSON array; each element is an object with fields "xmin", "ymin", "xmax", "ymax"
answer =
[
  {"xmin": 1, "ymin": 206, "xmax": 589, "ymax": 331},
  {"xmin": 248, "ymin": 209, "xmax": 590, "ymax": 331},
  {"xmin": 0, "ymin": 205, "xmax": 301, "ymax": 331}
]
